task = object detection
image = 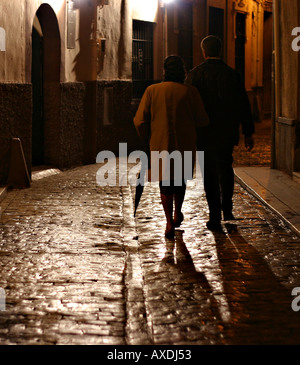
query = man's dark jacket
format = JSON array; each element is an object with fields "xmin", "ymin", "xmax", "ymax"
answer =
[{"xmin": 186, "ymin": 59, "xmax": 255, "ymax": 148}]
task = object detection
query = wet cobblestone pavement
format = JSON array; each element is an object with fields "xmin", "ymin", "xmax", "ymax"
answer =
[
  {"xmin": 233, "ymin": 119, "xmax": 272, "ymax": 167},
  {"xmin": 0, "ymin": 161, "xmax": 300, "ymax": 345}
]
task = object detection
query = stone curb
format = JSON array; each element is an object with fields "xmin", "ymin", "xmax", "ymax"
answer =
[
  {"xmin": 234, "ymin": 173, "xmax": 300, "ymax": 237},
  {"xmin": 0, "ymin": 186, "xmax": 7, "ymax": 203}
]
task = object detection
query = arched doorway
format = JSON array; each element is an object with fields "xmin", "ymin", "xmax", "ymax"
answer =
[
  {"xmin": 32, "ymin": 15, "xmax": 44, "ymax": 165},
  {"xmin": 32, "ymin": 4, "xmax": 61, "ymax": 167}
]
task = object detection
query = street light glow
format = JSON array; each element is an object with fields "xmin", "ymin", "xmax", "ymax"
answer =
[
  {"xmin": 46, "ymin": 0, "xmax": 65, "ymax": 14},
  {"xmin": 132, "ymin": 0, "xmax": 158, "ymax": 22}
]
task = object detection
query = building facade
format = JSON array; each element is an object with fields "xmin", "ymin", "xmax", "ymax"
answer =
[
  {"xmin": 1, "ymin": 0, "xmax": 297, "ymax": 186},
  {"xmin": 273, "ymin": 0, "xmax": 300, "ymax": 178},
  {"xmin": 157, "ymin": 0, "xmax": 273, "ymax": 120},
  {"xmin": 0, "ymin": 0, "xmax": 137, "ymax": 184}
]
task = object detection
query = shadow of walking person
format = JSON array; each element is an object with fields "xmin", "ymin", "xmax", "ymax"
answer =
[
  {"xmin": 213, "ymin": 225, "xmax": 300, "ymax": 345},
  {"xmin": 162, "ymin": 231, "xmax": 212, "ymax": 295},
  {"xmin": 152, "ymin": 230, "xmax": 226, "ymax": 345}
]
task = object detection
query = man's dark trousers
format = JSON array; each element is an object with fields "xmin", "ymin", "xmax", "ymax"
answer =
[{"xmin": 202, "ymin": 142, "xmax": 234, "ymax": 223}]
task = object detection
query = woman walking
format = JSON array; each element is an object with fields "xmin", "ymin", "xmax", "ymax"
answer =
[{"xmin": 134, "ymin": 56, "xmax": 208, "ymax": 238}]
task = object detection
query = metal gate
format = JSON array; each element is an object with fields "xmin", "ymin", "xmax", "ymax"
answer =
[{"xmin": 132, "ymin": 20, "xmax": 154, "ymax": 99}]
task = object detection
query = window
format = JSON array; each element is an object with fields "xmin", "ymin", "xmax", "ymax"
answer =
[
  {"xmin": 132, "ymin": 20, "xmax": 154, "ymax": 98},
  {"xmin": 0, "ymin": 27, "xmax": 6, "ymax": 51}
]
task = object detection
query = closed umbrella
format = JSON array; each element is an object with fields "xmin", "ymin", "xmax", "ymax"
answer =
[{"xmin": 134, "ymin": 148, "xmax": 149, "ymax": 217}]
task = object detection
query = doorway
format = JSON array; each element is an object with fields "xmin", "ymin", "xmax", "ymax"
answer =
[
  {"xmin": 209, "ymin": 6, "xmax": 225, "ymax": 60},
  {"xmin": 32, "ymin": 16, "xmax": 44, "ymax": 166},
  {"xmin": 263, "ymin": 11, "xmax": 273, "ymax": 119},
  {"xmin": 31, "ymin": 4, "xmax": 61, "ymax": 167},
  {"xmin": 235, "ymin": 12, "xmax": 246, "ymax": 84},
  {"xmin": 177, "ymin": 2, "xmax": 193, "ymax": 72}
]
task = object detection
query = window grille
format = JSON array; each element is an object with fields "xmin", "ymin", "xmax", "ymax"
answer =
[{"xmin": 132, "ymin": 20, "xmax": 154, "ymax": 99}]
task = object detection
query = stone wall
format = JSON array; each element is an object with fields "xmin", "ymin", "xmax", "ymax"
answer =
[
  {"xmin": 60, "ymin": 80, "xmax": 139, "ymax": 167},
  {"xmin": 0, "ymin": 83, "xmax": 32, "ymax": 185},
  {"xmin": 0, "ymin": 79, "xmax": 137, "ymax": 185},
  {"xmin": 96, "ymin": 80, "xmax": 141, "ymax": 156},
  {"xmin": 49, "ymin": 80, "xmax": 137, "ymax": 169},
  {"xmin": 60, "ymin": 82, "xmax": 86, "ymax": 168}
]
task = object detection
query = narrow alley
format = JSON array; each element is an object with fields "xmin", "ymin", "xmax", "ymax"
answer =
[{"xmin": 0, "ymin": 158, "xmax": 300, "ymax": 346}]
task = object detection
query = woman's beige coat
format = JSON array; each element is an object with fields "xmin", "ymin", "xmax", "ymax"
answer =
[{"xmin": 134, "ymin": 81, "xmax": 208, "ymax": 182}]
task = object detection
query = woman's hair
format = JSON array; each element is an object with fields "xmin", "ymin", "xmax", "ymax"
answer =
[{"xmin": 163, "ymin": 55, "xmax": 186, "ymax": 83}]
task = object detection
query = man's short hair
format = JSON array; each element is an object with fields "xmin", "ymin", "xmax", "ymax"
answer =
[{"xmin": 201, "ymin": 35, "xmax": 222, "ymax": 58}]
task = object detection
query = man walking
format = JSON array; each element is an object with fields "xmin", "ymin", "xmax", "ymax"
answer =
[{"xmin": 186, "ymin": 35, "xmax": 255, "ymax": 232}]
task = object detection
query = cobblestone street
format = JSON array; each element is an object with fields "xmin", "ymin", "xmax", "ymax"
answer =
[
  {"xmin": 2, "ymin": 0, "xmax": 300, "ymax": 357},
  {"xmin": 233, "ymin": 119, "xmax": 272, "ymax": 168},
  {"xmin": 1, "ymin": 151, "xmax": 300, "ymax": 345}
]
